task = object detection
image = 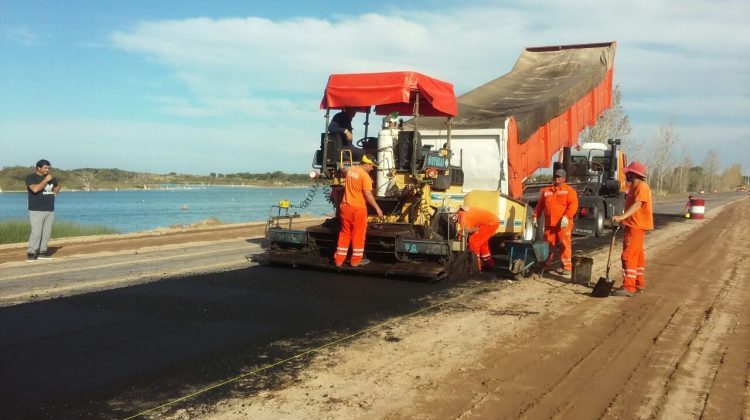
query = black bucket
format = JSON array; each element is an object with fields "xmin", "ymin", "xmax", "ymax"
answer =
[{"xmin": 571, "ymin": 255, "xmax": 593, "ymax": 285}]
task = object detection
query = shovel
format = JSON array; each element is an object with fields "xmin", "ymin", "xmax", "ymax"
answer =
[{"xmin": 591, "ymin": 224, "xmax": 620, "ymax": 298}]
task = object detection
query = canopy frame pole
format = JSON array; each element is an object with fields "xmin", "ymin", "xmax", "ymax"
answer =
[
  {"xmin": 323, "ymin": 109, "xmax": 331, "ymax": 178},
  {"xmin": 364, "ymin": 108, "xmax": 370, "ymax": 139},
  {"xmin": 446, "ymin": 116, "xmax": 453, "ymax": 164},
  {"xmin": 412, "ymin": 91, "xmax": 420, "ymax": 178}
]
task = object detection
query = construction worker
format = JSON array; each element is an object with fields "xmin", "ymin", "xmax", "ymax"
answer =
[
  {"xmin": 682, "ymin": 194, "xmax": 694, "ymax": 218},
  {"xmin": 453, "ymin": 206, "xmax": 500, "ymax": 271},
  {"xmin": 533, "ymin": 168, "xmax": 579, "ymax": 275},
  {"xmin": 334, "ymin": 154, "xmax": 384, "ymax": 267},
  {"xmin": 611, "ymin": 161, "xmax": 653, "ymax": 297}
]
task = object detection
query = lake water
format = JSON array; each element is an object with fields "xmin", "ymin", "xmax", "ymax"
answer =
[{"xmin": 0, "ymin": 186, "xmax": 334, "ymax": 233}]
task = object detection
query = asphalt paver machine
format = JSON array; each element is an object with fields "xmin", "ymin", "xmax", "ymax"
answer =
[{"xmin": 252, "ymin": 71, "xmax": 539, "ymax": 281}]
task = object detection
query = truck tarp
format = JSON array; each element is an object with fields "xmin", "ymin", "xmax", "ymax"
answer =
[
  {"xmin": 320, "ymin": 71, "xmax": 458, "ymax": 117},
  {"xmin": 421, "ymin": 42, "xmax": 615, "ymax": 142},
  {"xmin": 419, "ymin": 42, "xmax": 617, "ymax": 198}
]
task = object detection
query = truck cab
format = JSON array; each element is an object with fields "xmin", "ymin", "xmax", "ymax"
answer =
[{"xmin": 565, "ymin": 139, "xmax": 627, "ymax": 236}]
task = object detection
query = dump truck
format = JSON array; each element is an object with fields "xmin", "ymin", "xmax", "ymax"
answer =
[{"xmin": 253, "ymin": 41, "xmax": 618, "ymax": 281}]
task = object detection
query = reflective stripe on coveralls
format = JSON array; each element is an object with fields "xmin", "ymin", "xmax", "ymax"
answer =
[
  {"xmin": 622, "ymin": 226, "xmax": 647, "ymax": 292},
  {"xmin": 334, "ymin": 204, "xmax": 368, "ymax": 266}
]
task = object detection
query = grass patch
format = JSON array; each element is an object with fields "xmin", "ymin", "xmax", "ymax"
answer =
[{"xmin": 0, "ymin": 219, "xmax": 119, "ymax": 245}]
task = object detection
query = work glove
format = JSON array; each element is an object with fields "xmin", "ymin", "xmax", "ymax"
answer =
[{"xmin": 560, "ymin": 216, "xmax": 569, "ymax": 229}]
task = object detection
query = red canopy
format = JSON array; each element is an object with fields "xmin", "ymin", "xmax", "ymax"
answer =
[{"xmin": 320, "ymin": 71, "xmax": 457, "ymax": 117}]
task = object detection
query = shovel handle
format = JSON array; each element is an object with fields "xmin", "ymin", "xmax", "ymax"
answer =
[{"xmin": 605, "ymin": 224, "xmax": 620, "ymax": 278}]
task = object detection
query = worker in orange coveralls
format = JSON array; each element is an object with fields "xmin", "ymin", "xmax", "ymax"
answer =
[
  {"xmin": 611, "ymin": 161, "xmax": 653, "ymax": 297},
  {"xmin": 453, "ymin": 206, "xmax": 500, "ymax": 271},
  {"xmin": 334, "ymin": 154, "xmax": 383, "ymax": 267},
  {"xmin": 533, "ymin": 168, "xmax": 579, "ymax": 276}
]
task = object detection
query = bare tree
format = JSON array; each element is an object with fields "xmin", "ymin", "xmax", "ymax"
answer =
[
  {"xmin": 720, "ymin": 164, "xmax": 743, "ymax": 191},
  {"xmin": 702, "ymin": 150, "xmax": 720, "ymax": 192},
  {"xmin": 76, "ymin": 169, "xmax": 95, "ymax": 191},
  {"xmin": 579, "ymin": 84, "xmax": 634, "ymax": 149},
  {"xmin": 648, "ymin": 122, "xmax": 679, "ymax": 195},
  {"xmin": 671, "ymin": 146, "xmax": 693, "ymax": 194}
]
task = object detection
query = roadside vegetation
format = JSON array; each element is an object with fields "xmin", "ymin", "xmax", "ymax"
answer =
[
  {"xmin": 0, "ymin": 219, "xmax": 118, "ymax": 245},
  {"xmin": 0, "ymin": 167, "xmax": 314, "ymax": 192}
]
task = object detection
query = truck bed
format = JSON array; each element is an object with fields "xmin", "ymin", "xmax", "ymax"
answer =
[{"xmin": 419, "ymin": 42, "xmax": 616, "ymax": 198}]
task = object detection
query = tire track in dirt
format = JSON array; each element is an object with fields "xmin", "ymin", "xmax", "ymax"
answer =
[
  {"xmin": 600, "ymin": 199, "xmax": 750, "ymax": 420},
  {"xmin": 438, "ymin": 198, "xmax": 749, "ymax": 419}
]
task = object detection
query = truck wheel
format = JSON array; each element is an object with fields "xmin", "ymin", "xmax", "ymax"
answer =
[
  {"xmin": 523, "ymin": 207, "xmax": 535, "ymax": 241},
  {"xmin": 595, "ymin": 204, "xmax": 605, "ymax": 237},
  {"xmin": 535, "ymin": 211, "xmax": 546, "ymax": 241}
]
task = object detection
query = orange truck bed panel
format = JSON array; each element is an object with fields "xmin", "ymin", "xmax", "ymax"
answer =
[{"xmin": 507, "ymin": 65, "xmax": 614, "ymax": 198}]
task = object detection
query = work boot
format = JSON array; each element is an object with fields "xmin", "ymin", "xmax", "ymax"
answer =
[
  {"xmin": 481, "ymin": 258, "xmax": 495, "ymax": 270},
  {"xmin": 556, "ymin": 268, "xmax": 571, "ymax": 276},
  {"xmin": 351, "ymin": 259, "xmax": 370, "ymax": 267},
  {"xmin": 27, "ymin": 253, "xmax": 38, "ymax": 262},
  {"xmin": 611, "ymin": 288, "xmax": 635, "ymax": 297},
  {"xmin": 37, "ymin": 251, "xmax": 54, "ymax": 260}
]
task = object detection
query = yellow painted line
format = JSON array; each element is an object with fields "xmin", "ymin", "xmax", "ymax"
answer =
[
  {"xmin": 123, "ymin": 281, "xmax": 500, "ymax": 419},
  {"xmin": 0, "ymin": 243, "xmax": 260, "ymax": 282}
]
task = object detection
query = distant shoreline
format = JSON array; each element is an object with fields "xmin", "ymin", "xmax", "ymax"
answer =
[{"xmin": 0, "ymin": 184, "xmax": 313, "ymax": 193}]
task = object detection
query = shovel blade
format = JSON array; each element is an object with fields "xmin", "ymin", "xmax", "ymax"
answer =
[{"xmin": 591, "ymin": 276, "xmax": 614, "ymax": 298}]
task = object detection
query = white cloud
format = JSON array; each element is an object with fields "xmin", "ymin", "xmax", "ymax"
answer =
[
  {"xmin": 6, "ymin": 0, "xmax": 748, "ymax": 174},
  {"xmin": 3, "ymin": 25, "xmax": 40, "ymax": 46}
]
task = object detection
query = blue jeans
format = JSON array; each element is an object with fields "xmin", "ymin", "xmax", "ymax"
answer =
[{"xmin": 28, "ymin": 210, "xmax": 55, "ymax": 254}]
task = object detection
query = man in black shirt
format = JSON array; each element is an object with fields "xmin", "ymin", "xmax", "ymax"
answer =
[
  {"xmin": 328, "ymin": 108, "xmax": 364, "ymax": 161},
  {"xmin": 25, "ymin": 159, "xmax": 60, "ymax": 261}
]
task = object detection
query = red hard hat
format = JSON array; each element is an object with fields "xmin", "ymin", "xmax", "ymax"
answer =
[{"xmin": 624, "ymin": 161, "xmax": 647, "ymax": 178}]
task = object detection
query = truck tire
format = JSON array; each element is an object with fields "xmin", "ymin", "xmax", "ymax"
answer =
[
  {"xmin": 594, "ymin": 203, "xmax": 605, "ymax": 237},
  {"xmin": 523, "ymin": 207, "xmax": 535, "ymax": 241},
  {"xmin": 535, "ymin": 210, "xmax": 546, "ymax": 241}
]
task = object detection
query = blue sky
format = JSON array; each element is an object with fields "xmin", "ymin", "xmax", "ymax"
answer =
[{"xmin": 1, "ymin": 0, "xmax": 749, "ymax": 175}]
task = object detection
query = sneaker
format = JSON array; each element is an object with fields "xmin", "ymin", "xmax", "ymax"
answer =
[
  {"xmin": 611, "ymin": 288, "xmax": 635, "ymax": 297},
  {"xmin": 37, "ymin": 252, "xmax": 54, "ymax": 260},
  {"xmin": 351, "ymin": 258, "xmax": 370, "ymax": 267},
  {"xmin": 27, "ymin": 253, "xmax": 38, "ymax": 262}
]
